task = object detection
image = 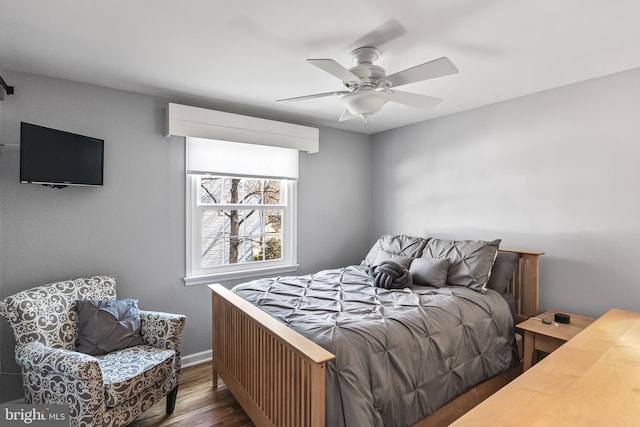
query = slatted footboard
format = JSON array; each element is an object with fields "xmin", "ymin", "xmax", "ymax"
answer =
[
  {"xmin": 209, "ymin": 249, "xmax": 543, "ymax": 427},
  {"xmin": 209, "ymin": 284, "xmax": 335, "ymax": 427}
]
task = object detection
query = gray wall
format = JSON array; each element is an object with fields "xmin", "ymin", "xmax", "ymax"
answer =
[
  {"xmin": 0, "ymin": 71, "xmax": 371, "ymax": 402},
  {"xmin": 370, "ymin": 67, "xmax": 640, "ymax": 319}
]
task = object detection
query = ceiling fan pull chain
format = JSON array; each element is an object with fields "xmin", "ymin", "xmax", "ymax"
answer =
[{"xmin": 363, "ymin": 115, "xmax": 370, "ymax": 139}]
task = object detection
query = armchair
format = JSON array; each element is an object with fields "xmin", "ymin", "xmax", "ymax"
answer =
[{"xmin": 0, "ymin": 276, "xmax": 186, "ymax": 427}]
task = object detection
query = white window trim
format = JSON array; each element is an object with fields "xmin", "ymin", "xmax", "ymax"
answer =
[
  {"xmin": 184, "ymin": 264, "xmax": 300, "ymax": 286},
  {"xmin": 171, "ymin": 103, "xmax": 317, "ymax": 286},
  {"xmin": 184, "ymin": 175, "xmax": 298, "ymax": 286}
]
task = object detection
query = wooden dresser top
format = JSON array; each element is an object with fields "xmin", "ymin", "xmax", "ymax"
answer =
[{"xmin": 452, "ymin": 308, "xmax": 640, "ymax": 426}]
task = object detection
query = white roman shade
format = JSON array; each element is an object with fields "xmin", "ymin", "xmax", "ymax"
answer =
[
  {"xmin": 167, "ymin": 103, "xmax": 319, "ymax": 154},
  {"xmin": 187, "ymin": 137, "xmax": 299, "ymax": 179}
]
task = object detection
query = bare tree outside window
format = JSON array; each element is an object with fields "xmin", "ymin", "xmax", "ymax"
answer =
[{"xmin": 199, "ymin": 176, "xmax": 283, "ymax": 267}]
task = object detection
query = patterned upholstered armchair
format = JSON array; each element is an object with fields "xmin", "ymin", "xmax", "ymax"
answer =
[{"xmin": 0, "ymin": 276, "xmax": 186, "ymax": 427}]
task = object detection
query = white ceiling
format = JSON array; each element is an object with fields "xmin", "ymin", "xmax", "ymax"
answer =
[{"xmin": 1, "ymin": 0, "xmax": 640, "ymax": 134}]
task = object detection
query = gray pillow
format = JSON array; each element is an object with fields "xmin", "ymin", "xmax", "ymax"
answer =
[
  {"xmin": 373, "ymin": 250, "xmax": 414, "ymax": 269},
  {"xmin": 422, "ymin": 238, "xmax": 501, "ymax": 293},
  {"xmin": 76, "ymin": 299, "xmax": 144, "ymax": 356},
  {"xmin": 487, "ymin": 251, "xmax": 520, "ymax": 294},
  {"xmin": 410, "ymin": 257, "xmax": 449, "ymax": 288},
  {"xmin": 362, "ymin": 234, "xmax": 428, "ymax": 267}
]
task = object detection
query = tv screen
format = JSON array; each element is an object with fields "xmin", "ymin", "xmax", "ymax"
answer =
[{"xmin": 20, "ymin": 122, "xmax": 104, "ymax": 187}]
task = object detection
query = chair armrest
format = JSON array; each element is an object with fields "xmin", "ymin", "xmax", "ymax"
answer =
[
  {"xmin": 15, "ymin": 342, "xmax": 106, "ymax": 425},
  {"xmin": 16, "ymin": 342, "xmax": 102, "ymax": 381},
  {"xmin": 139, "ymin": 310, "xmax": 186, "ymax": 352}
]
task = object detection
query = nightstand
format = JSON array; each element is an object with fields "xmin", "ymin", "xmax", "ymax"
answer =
[{"xmin": 517, "ymin": 310, "xmax": 596, "ymax": 371}]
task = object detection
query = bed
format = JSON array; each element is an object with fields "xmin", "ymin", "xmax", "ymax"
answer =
[{"xmin": 208, "ymin": 235, "xmax": 543, "ymax": 427}]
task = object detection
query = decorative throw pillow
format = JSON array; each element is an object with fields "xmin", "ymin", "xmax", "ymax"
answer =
[
  {"xmin": 422, "ymin": 238, "xmax": 501, "ymax": 293},
  {"xmin": 487, "ymin": 251, "xmax": 520, "ymax": 294},
  {"xmin": 370, "ymin": 261, "xmax": 412, "ymax": 290},
  {"xmin": 76, "ymin": 299, "xmax": 144, "ymax": 356},
  {"xmin": 409, "ymin": 257, "xmax": 449, "ymax": 288},
  {"xmin": 373, "ymin": 250, "xmax": 414, "ymax": 269}
]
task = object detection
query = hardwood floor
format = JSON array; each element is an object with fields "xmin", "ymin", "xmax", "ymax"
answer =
[{"xmin": 128, "ymin": 362, "xmax": 254, "ymax": 427}]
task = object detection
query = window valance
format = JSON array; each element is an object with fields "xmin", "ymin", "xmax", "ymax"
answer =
[{"xmin": 166, "ymin": 103, "xmax": 319, "ymax": 153}]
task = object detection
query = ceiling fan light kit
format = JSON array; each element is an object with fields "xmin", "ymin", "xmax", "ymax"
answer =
[{"xmin": 340, "ymin": 87, "xmax": 388, "ymax": 119}]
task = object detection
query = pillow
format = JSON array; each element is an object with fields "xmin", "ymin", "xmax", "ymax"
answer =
[
  {"xmin": 409, "ymin": 257, "xmax": 449, "ymax": 288},
  {"xmin": 370, "ymin": 261, "xmax": 412, "ymax": 290},
  {"xmin": 76, "ymin": 299, "xmax": 144, "ymax": 356},
  {"xmin": 373, "ymin": 250, "xmax": 414, "ymax": 269},
  {"xmin": 362, "ymin": 234, "xmax": 429, "ymax": 267},
  {"xmin": 422, "ymin": 238, "xmax": 501, "ymax": 293},
  {"xmin": 487, "ymin": 251, "xmax": 520, "ymax": 294}
]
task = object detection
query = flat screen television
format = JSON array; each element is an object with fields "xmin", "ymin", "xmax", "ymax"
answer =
[{"xmin": 20, "ymin": 122, "xmax": 104, "ymax": 187}]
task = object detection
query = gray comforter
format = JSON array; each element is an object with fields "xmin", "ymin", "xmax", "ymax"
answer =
[{"xmin": 233, "ymin": 265, "xmax": 514, "ymax": 427}]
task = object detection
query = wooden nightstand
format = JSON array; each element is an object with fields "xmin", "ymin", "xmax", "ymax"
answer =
[{"xmin": 517, "ymin": 310, "xmax": 596, "ymax": 371}]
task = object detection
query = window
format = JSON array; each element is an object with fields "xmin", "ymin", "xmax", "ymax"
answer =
[{"xmin": 185, "ymin": 138, "xmax": 298, "ymax": 285}]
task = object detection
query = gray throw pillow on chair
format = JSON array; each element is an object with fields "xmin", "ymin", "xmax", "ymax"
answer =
[{"xmin": 76, "ymin": 299, "xmax": 144, "ymax": 356}]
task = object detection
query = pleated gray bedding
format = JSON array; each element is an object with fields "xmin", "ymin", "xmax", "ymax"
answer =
[{"xmin": 233, "ymin": 265, "xmax": 514, "ymax": 427}]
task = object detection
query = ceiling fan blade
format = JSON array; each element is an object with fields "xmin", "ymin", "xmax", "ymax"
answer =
[
  {"xmin": 347, "ymin": 19, "xmax": 407, "ymax": 51},
  {"xmin": 307, "ymin": 59, "xmax": 360, "ymax": 83},
  {"xmin": 380, "ymin": 90, "xmax": 442, "ymax": 109},
  {"xmin": 276, "ymin": 90, "xmax": 351, "ymax": 103},
  {"xmin": 339, "ymin": 109, "xmax": 357, "ymax": 121},
  {"xmin": 385, "ymin": 57, "xmax": 459, "ymax": 88}
]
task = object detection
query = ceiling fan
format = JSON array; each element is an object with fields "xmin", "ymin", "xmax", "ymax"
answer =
[{"xmin": 277, "ymin": 45, "xmax": 459, "ymax": 121}]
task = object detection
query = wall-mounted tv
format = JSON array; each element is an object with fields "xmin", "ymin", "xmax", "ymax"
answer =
[{"xmin": 20, "ymin": 122, "xmax": 104, "ymax": 187}]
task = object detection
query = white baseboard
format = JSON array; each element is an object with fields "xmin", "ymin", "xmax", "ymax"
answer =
[{"xmin": 181, "ymin": 349, "xmax": 212, "ymax": 368}]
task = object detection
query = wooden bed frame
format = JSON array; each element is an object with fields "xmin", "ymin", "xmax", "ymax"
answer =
[{"xmin": 208, "ymin": 248, "xmax": 543, "ymax": 427}]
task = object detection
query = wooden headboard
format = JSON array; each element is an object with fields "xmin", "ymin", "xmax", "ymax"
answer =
[{"xmin": 499, "ymin": 249, "xmax": 545, "ymax": 323}]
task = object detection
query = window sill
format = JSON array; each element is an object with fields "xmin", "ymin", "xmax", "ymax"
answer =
[{"xmin": 184, "ymin": 264, "xmax": 299, "ymax": 286}]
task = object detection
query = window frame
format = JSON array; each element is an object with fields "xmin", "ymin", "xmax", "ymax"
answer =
[{"xmin": 184, "ymin": 174, "xmax": 298, "ymax": 286}]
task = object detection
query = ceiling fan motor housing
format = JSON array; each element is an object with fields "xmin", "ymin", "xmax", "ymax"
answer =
[
  {"xmin": 351, "ymin": 46, "xmax": 381, "ymax": 64},
  {"xmin": 346, "ymin": 47, "xmax": 388, "ymax": 87}
]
